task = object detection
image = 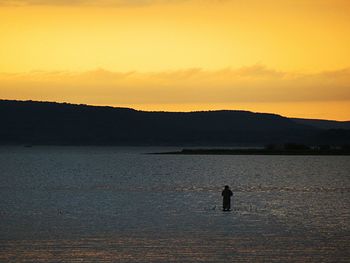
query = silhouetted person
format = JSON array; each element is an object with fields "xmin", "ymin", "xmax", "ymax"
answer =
[{"xmin": 222, "ymin": 185, "xmax": 233, "ymax": 211}]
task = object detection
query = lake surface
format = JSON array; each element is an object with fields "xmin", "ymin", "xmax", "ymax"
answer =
[{"xmin": 0, "ymin": 146, "xmax": 349, "ymax": 262}]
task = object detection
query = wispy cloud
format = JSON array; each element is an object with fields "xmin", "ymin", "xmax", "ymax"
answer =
[
  {"xmin": 1, "ymin": 65, "xmax": 350, "ymax": 104},
  {"xmin": 1, "ymin": 65, "xmax": 349, "ymax": 119}
]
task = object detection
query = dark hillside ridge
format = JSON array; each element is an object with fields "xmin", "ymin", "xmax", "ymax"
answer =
[
  {"xmin": 292, "ymin": 118, "xmax": 350, "ymax": 130},
  {"xmin": 0, "ymin": 100, "xmax": 349, "ymax": 146}
]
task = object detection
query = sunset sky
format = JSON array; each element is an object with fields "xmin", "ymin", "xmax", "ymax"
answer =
[{"xmin": 0, "ymin": 0, "xmax": 349, "ymax": 120}]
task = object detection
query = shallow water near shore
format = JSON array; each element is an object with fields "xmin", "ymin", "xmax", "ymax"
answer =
[{"xmin": 0, "ymin": 146, "xmax": 349, "ymax": 262}]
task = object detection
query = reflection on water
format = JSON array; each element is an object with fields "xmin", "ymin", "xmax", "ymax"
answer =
[
  {"xmin": 0, "ymin": 147, "xmax": 349, "ymax": 262},
  {"xmin": 1, "ymin": 235, "xmax": 349, "ymax": 262}
]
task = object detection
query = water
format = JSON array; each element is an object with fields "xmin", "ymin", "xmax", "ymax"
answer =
[{"xmin": 0, "ymin": 146, "xmax": 349, "ymax": 262}]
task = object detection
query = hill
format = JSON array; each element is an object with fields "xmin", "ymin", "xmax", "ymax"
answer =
[
  {"xmin": 292, "ymin": 118, "xmax": 350, "ymax": 130},
  {"xmin": 0, "ymin": 100, "xmax": 349, "ymax": 146}
]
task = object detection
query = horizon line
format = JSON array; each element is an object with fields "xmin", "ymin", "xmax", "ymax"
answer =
[{"xmin": 1, "ymin": 98, "xmax": 349, "ymax": 122}]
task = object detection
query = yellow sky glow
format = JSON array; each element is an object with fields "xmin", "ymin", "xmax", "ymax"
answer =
[{"xmin": 0, "ymin": 0, "xmax": 349, "ymax": 120}]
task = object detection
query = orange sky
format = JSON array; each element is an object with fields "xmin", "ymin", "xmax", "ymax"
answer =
[{"xmin": 0, "ymin": 0, "xmax": 349, "ymax": 120}]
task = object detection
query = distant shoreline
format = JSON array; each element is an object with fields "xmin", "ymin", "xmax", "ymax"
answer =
[{"xmin": 153, "ymin": 149, "xmax": 350, "ymax": 156}]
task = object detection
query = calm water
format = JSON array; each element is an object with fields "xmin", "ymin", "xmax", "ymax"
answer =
[{"xmin": 0, "ymin": 146, "xmax": 349, "ymax": 262}]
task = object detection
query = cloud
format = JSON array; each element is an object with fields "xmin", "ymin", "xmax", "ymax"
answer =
[
  {"xmin": 1, "ymin": 65, "xmax": 350, "ymax": 106},
  {"xmin": 1, "ymin": 65, "xmax": 350, "ymax": 120}
]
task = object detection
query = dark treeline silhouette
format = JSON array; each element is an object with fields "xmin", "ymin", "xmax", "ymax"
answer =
[{"xmin": 0, "ymin": 100, "xmax": 349, "ymax": 146}]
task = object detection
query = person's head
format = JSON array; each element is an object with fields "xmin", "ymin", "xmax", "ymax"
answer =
[{"xmin": 224, "ymin": 185, "xmax": 229, "ymax": 189}]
